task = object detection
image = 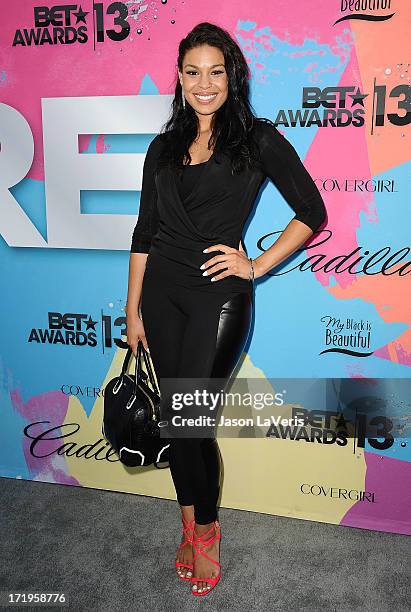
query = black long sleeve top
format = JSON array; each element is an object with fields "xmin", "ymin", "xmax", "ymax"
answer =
[
  {"xmin": 130, "ymin": 119, "xmax": 327, "ymax": 294},
  {"xmin": 177, "ymin": 160, "xmax": 209, "ymax": 202}
]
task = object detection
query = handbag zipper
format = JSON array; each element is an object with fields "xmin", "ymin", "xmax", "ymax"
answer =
[
  {"xmin": 137, "ymin": 381, "xmax": 157, "ymax": 421},
  {"xmin": 123, "ymin": 371, "xmax": 159, "ymax": 421}
]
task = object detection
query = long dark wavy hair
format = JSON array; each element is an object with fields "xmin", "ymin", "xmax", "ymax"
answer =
[{"xmin": 156, "ymin": 22, "xmax": 270, "ymax": 176}]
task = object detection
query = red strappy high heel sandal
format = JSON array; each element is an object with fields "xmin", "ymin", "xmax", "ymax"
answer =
[
  {"xmin": 175, "ymin": 515, "xmax": 194, "ymax": 581},
  {"xmin": 190, "ymin": 519, "xmax": 221, "ymax": 596}
]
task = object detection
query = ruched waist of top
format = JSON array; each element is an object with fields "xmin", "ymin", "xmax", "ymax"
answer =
[{"xmin": 146, "ymin": 232, "xmax": 253, "ymax": 294}]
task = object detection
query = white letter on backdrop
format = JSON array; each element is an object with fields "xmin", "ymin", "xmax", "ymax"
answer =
[
  {"xmin": 0, "ymin": 102, "xmax": 47, "ymax": 247},
  {"xmin": 42, "ymin": 94, "xmax": 172, "ymax": 249}
]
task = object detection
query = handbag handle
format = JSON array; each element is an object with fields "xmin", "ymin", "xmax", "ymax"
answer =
[
  {"xmin": 135, "ymin": 340, "xmax": 160, "ymax": 396},
  {"xmin": 117, "ymin": 342, "xmax": 160, "ymax": 397},
  {"xmin": 141, "ymin": 342, "xmax": 160, "ymax": 396}
]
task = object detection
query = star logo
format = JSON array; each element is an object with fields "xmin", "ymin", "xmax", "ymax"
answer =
[
  {"xmin": 349, "ymin": 88, "xmax": 369, "ymax": 107},
  {"xmin": 74, "ymin": 5, "xmax": 88, "ymax": 25},
  {"xmin": 85, "ymin": 315, "xmax": 97, "ymax": 330}
]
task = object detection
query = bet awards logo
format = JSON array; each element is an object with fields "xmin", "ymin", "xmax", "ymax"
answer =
[
  {"xmin": 29, "ymin": 312, "xmax": 98, "ymax": 346},
  {"xmin": 11, "ymin": 2, "xmax": 137, "ymax": 47},
  {"xmin": 273, "ymin": 83, "xmax": 410, "ymax": 130},
  {"xmin": 11, "ymin": 2, "xmax": 171, "ymax": 48},
  {"xmin": 12, "ymin": 5, "xmax": 90, "ymax": 46},
  {"xmin": 266, "ymin": 407, "xmax": 395, "ymax": 451},
  {"xmin": 28, "ymin": 309, "xmax": 128, "ymax": 351}
]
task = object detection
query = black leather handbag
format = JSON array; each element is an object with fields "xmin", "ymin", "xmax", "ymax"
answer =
[{"xmin": 102, "ymin": 340, "xmax": 170, "ymax": 468}]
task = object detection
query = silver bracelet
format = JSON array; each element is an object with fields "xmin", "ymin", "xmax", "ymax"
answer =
[{"xmin": 248, "ymin": 257, "xmax": 255, "ymax": 282}]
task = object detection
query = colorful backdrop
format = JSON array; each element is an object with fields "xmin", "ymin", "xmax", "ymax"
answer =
[{"xmin": 0, "ymin": 0, "xmax": 410, "ymax": 535}]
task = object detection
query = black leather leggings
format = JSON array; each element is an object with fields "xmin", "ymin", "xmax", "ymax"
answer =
[{"xmin": 141, "ymin": 272, "xmax": 253, "ymax": 524}]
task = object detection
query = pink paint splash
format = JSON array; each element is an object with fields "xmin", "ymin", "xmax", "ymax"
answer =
[
  {"xmin": 11, "ymin": 388, "xmax": 80, "ymax": 485},
  {"xmin": 329, "ymin": 262, "xmax": 411, "ymax": 366},
  {"xmin": 341, "ymin": 451, "xmax": 411, "ymax": 535}
]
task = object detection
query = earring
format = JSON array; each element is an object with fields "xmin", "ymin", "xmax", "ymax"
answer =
[{"xmin": 181, "ymin": 89, "xmax": 186, "ymax": 110}]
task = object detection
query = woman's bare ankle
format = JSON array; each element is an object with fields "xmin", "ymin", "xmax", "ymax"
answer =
[
  {"xmin": 180, "ymin": 504, "xmax": 194, "ymax": 522},
  {"xmin": 176, "ymin": 505, "xmax": 195, "ymax": 579},
  {"xmin": 194, "ymin": 519, "xmax": 217, "ymax": 535}
]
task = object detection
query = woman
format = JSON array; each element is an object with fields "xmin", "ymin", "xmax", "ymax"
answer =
[{"xmin": 126, "ymin": 22, "xmax": 326, "ymax": 596}]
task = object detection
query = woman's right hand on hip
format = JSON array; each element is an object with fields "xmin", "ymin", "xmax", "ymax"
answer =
[{"xmin": 126, "ymin": 312, "xmax": 149, "ymax": 356}]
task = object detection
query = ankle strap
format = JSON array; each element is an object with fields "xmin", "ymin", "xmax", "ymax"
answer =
[
  {"xmin": 181, "ymin": 515, "xmax": 194, "ymax": 526},
  {"xmin": 193, "ymin": 520, "xmax": 220, "ymax": 545}
]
